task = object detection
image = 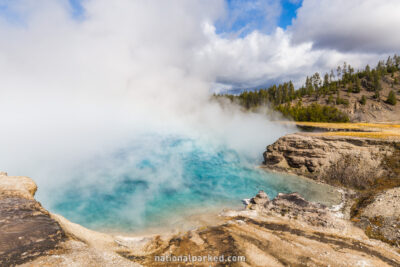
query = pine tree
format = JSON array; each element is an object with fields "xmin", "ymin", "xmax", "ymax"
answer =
[
  {"xmin": 323, "ymin": 73, "xmax": 329, "ymax": 87},
  {"xmin": 347, "ymin": 81, "xmax": 353, "ymax": 93},
  {"xmin": 353, "ymin": 76, "xmax": 361, "ymax": 93},
  {"xmin": 365, "ymin": 64, "xmax": 370, "ymax": 73},
  {"xmin": 387, "ymin": 91, "xmax": 397, "ymax": 105},
  {"xmin": 360, "ymin": 95, "xmax": 367, "ymax": 105},
  {"xmin": 373, "ymin": 72, "xmax": 382, "ymax": 91}
]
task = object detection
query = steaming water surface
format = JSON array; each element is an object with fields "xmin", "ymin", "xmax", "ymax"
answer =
[{"xmin": 46, "ymin": 135, "xmax": 340, "ymax": 233}]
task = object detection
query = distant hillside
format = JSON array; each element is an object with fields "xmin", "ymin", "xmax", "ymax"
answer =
[{"xmin": 217, "ymin": 55, "xmax": 400, "ymax": 123}]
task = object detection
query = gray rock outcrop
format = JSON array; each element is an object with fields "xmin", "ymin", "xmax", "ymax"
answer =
[
  {"xmin": 356, "ymin": 187, "xmax": 400, "ymax": 247},
  {"xmin": 263, "ymin": 133, "xmax": 398, "ymax": 186},
  {"xmin": 119, "ymin": 191, "xmax": 400, "ymax": 266},
  {"xmin": 0, "ymin": 172, "xmax": 65, "ymax": 266}
]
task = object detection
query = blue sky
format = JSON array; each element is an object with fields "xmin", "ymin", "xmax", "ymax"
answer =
[
  {"xmin": 279, "ymin": 0, "xmax": 302, "ymax": 28},
  {"xmin": 69, "ymin": 0, "xmax": 85, "ymax": 18},
  {"xmin": 66, "ymin": 0, "xmax": 302, "ymax": 33},
  {"xmin": 2, "ymin": 0, "xmax": 301, "ymax": 34},
  {"xmin": 215, "ymin": 0, "xmax": 302, "ymax": 35},
  {"xmin": 0, "ymin": 1, "xmax": 20, "ymax": 24}
]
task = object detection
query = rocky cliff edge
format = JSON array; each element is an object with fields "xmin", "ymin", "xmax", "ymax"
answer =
[{"xmin": 2, "ymin": 172, "xmax": 400, "ymax": 266}]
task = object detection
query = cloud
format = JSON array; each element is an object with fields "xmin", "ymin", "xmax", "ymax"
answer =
[
  {"xmin": 290, "ymin": 0, "xmax": 400, "ymax": 53},
  {"xmin": 1, "ymin": 0, "xmax": 397, "ymax": 226},
  {"xmin": 0, "ymin": 0, "xmax": 291, "ymax": 195},
  {"xmin": 195, "ymin": 26, "xmax": 316, "ymax": 88},
  {"xmin": 195, "ymin": 24, "xmax": 386, "ymax": 90},
  {"xmin": 191, "ymin": 0, "xmax": 399, "ymax": 90},
  {"xmin": 0, "ymin": 0, "xmax": 397, "ymax": 186}
]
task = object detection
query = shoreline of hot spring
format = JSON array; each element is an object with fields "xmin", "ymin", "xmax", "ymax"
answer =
[{"xmin": 1, "ymin": 127, "xmax": 400, "ymax": 266}]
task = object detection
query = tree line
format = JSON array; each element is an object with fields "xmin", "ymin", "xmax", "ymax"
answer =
[{"xmin": 215, "ymin": 55, "xmax": 399, "ymax": 122}]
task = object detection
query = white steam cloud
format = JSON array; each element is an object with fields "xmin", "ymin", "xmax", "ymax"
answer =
[
  {"xmin": 0, "ymin": 0, "xmax": 397, "ymax": 217},
  {"xmin": 0, "ymin": 0, "xmax": 291, "ymax": 200}
]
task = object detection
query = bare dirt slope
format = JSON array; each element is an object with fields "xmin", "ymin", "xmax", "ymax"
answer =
[{"xmin": 299, "ymin": 72, "xmax": 400, "ymax": 123}]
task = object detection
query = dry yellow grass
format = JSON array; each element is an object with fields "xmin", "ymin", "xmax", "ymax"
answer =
[
  {"xmin": 320, "ymin": 131, "xmax": 400, "ymax": 140},
  {"xmin": 279, "ymin": 121, "xmax": 400, "ymax": 139},
  {"xmin": 295, "ymin": 122, "xmax": 400, "ymax": 131}
]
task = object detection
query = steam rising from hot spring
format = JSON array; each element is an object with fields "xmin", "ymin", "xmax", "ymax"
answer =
[{"xmin": 0, "ymin": 0, "xmax": 294, "ymax": 217}]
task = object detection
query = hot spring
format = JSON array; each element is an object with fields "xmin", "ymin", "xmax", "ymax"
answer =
[{"xmin": 37, "ymin": 133, "xmax": 341, "ymax": 233}]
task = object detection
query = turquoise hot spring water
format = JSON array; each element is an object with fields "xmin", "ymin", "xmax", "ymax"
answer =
[{"xmin": 45, "ymin": 135, "xmax": 340, "ymax": 233}]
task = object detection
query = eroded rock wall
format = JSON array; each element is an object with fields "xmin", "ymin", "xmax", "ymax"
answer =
[{"xmin": 263, "ymin": 133, "xmax": 397, "ymax": 184}]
